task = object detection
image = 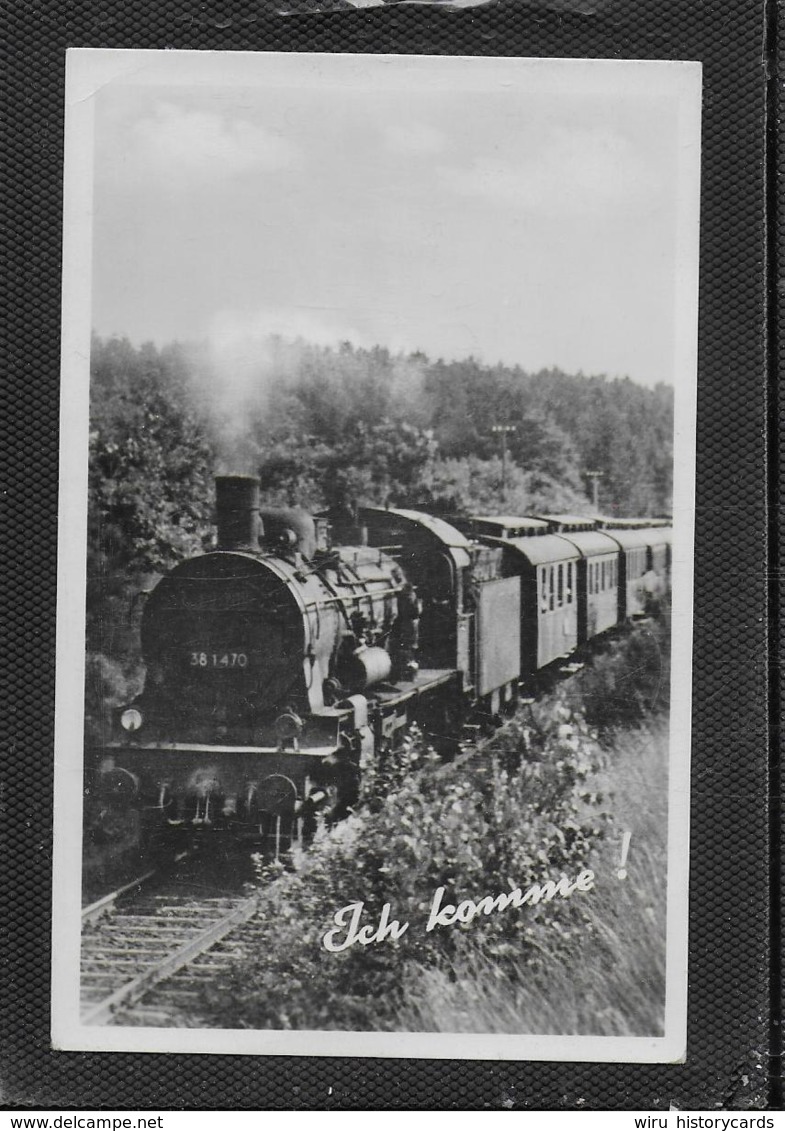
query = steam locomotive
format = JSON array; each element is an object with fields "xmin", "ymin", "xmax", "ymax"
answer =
[{"xmin": 90, "ymin": 476, "xmax": 671, "ymax": 854}]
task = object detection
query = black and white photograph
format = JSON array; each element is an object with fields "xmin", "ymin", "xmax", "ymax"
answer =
[{"xmin": 52, "ymin": 49, "xmax": 700, "ymax": 1062}]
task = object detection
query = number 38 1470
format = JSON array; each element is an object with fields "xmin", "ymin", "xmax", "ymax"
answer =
[{"xmin": 189, "ymin": 652, "xmax": 249, "ymax": 669}]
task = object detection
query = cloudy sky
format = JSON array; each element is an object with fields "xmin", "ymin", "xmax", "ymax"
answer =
[{"xmin": 85, "ymin": 52, "xmax": 701, "ymax": 387}]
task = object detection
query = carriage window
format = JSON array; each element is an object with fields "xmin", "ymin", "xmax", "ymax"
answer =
[
  {"xmin": 558, "ymin": 564, "xmax": 563, "ymax": 607},
  {"xmin": 566, "ymin": 561, "xmax": 572, "ymax": 602},
  {"xmin": 540, "ymin": 567, "xmax": 548, "ymax": 612},
  {"xmin": 549, "ymin": 567, "xmax": 555, "ymax": 611}
]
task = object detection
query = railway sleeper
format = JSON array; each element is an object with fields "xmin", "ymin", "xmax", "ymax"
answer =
[
  {"xmin": 82, "ymin": 946, "xmax": 168, "ymax": 959},
  {"xmin": 96, "ymin": 920, "xmax": 220, "ymax": 933},
  {"xmin": 177, "ymin": 952, "xmax": 240, "ymax": 967},
  {"xmin": 81, "ymin": 957, "xmax": 163, "ymax": 971},
  {"xmin": 97, "ymin": 911, "xmax": 227, "ymax": 924},
  {"xmin": 153, "ymin": 902, "xmax": 239, "ymax": 913},
  {"xmin": 162, "ymin": 964, "xmax": 236, "ymax": 979},
  {"xmin": 81, "ymin": 972, "xmax": 146, "ymax": 986}
]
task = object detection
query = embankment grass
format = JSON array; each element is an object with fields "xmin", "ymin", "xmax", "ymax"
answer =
[
  {"xmin": 196, "ymin": 618, "xmax": 671, "ymax": 1037},
  {"xmin": 396, "ymin": 717, "xmax": 668, "ymax": 1036}
]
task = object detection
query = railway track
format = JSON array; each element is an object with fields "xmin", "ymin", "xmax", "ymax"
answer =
[
  {"xmin": 79, "ymin": 630, "xmax": 648, "ymax": 1027},
  {"xmin": 80, "ymin": 864, "xmax": 261, "ymax": 1026}
]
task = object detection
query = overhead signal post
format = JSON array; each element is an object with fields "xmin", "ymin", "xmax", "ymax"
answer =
[
  {"xmin": 491, "ymin": 424, "xmax": 517, "ymax": 503},
  {"xmin": 584, "ymin": 469, "xmax": 604, "ymax": 512}
]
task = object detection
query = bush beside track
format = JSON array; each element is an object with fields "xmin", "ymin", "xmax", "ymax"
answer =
[{"xmin": 182, "ymin": 615, "xmax": 671, "ymax": 1036}]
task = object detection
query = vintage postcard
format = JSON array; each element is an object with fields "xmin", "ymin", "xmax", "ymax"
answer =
[{"xmin": 52, "ymin": 49, "xmax": 701, "ymax": 1061}]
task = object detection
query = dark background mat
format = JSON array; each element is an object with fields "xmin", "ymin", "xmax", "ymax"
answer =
[
  {"xmin": 774, "ymin": 0, "xmax": 783, "ymax": 1108},
  {"xmin": 1, "ymin": 0, "xmax": 772, "ymax": 1111}
]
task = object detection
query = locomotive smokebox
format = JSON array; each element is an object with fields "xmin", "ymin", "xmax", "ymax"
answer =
[{"xmin": 215, "ymin": 475, "xmax": 263, "ymax": 551}]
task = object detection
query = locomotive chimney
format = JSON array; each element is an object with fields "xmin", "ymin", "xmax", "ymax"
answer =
[{"xmin": 215, "ymin": 475, "xmax": 263, "ymax": 551}]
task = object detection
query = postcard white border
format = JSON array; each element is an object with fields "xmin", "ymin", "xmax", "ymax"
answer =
[{"xmin": 52, "ymin": 49, "xmax": 701, "ymax": 1062}]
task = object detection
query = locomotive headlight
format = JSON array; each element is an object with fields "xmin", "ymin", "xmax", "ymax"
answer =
[{"xmin": 120, "ymin": 708, "xmax": 143, "ymax": 733}]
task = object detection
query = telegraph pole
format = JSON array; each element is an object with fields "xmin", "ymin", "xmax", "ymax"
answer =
[
  {"xmin": 585, "ymin": 469, "xmax": 604, "ymax": 512},
  {"xmin": 491, "ymin": 424, "xmax": 517, "ymax": 503}
]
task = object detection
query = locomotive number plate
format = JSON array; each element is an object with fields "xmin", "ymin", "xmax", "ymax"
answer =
[{"xmin": 188, "ymin": 651, "xmax": 249, "ymax": 669}]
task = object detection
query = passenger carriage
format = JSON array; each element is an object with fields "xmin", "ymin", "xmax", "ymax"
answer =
[
  {"xmin": 450, "ymin": 514, "xmax": 580, "ymax": 674},
  {"xmin": 645, "ymin": 526, "xmax": 673, "ymax": 586},
  {"xmin": 530, "ymin": 515, "xmax": 619, "ymax": 644},
  {"xmin": 604, "ymin": 527, "xmax": 653, "ymax": 619},
  {"xmin": 553, "ymin": 529, "xmax": 621, "ymax": 643},
  {"xmin": 456, "ymin": 515, "xmax": 551, "ymax": 540},
  {"xmin": 510, "ymin": 534, "xmax": 581, "ymax": 670}
]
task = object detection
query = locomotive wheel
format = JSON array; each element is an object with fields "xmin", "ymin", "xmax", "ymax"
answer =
[
  {"xmin": 243, "ymin": 775, "xmax": 299, "ymax": 860},
  {"xmin": 317, "ymin": 758, "xmax": 360, "ymax": 824},
  {"xmin": 421, "ymin": 697, "xmax": 466, "ymax": 760},
  {"xmin": 257, "ymin": 812, "xmax": 299, "ymax": 861},
  {"xmin": 244, "ymin": 805, "xmax": 301, "ymax": 860},
  {"xmin": 155, "ymin": 783, "xmax": 178, "ymax": 826},
  {"xmin": 502, "ymin": 686, "xmax": 520, "ymax": 718}
]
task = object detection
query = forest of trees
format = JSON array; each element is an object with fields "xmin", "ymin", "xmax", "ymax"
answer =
[
  {"xmin": 86, "ymin": 332, "xmax": 672, "ymax": 688},
  {"xmin": 89, "ymin": 332, "xmax": 673, "ymax": 577}
]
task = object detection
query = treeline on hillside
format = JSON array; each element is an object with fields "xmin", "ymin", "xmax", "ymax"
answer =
[
  {"xmin": 85, "ymin": 333, "xmax": 672, "ymax": 717},
  {"xmin": 89, "ymin": 333, "xmax": 673, "ymax": 584}
]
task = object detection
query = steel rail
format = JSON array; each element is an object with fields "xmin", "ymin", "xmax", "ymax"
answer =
[
  {"xmin": 81, "ymin": 891, "xmax": 261, "ymax": 1026},
  {"xmin": 81, "ymin": 870, "xmax": 159, "ymax": 927}
]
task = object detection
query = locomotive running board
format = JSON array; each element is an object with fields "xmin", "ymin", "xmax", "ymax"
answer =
[
  {"xmin": 373, "ymin": 668, "xmax": 458, "ymax": 708},
  {"xmin": 112, "ymin": 743, "xmax": 339, "ymax": 757}
]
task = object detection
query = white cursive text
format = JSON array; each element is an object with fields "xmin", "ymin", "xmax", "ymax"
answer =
[{"xmin": 321, "ymin": 869, "xmax": 594, "ymax": 952}]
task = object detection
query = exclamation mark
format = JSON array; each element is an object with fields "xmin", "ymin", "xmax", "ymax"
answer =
[{"xmin": 617, "ymin": 830, "xmax": 632, "ymax": 879}]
